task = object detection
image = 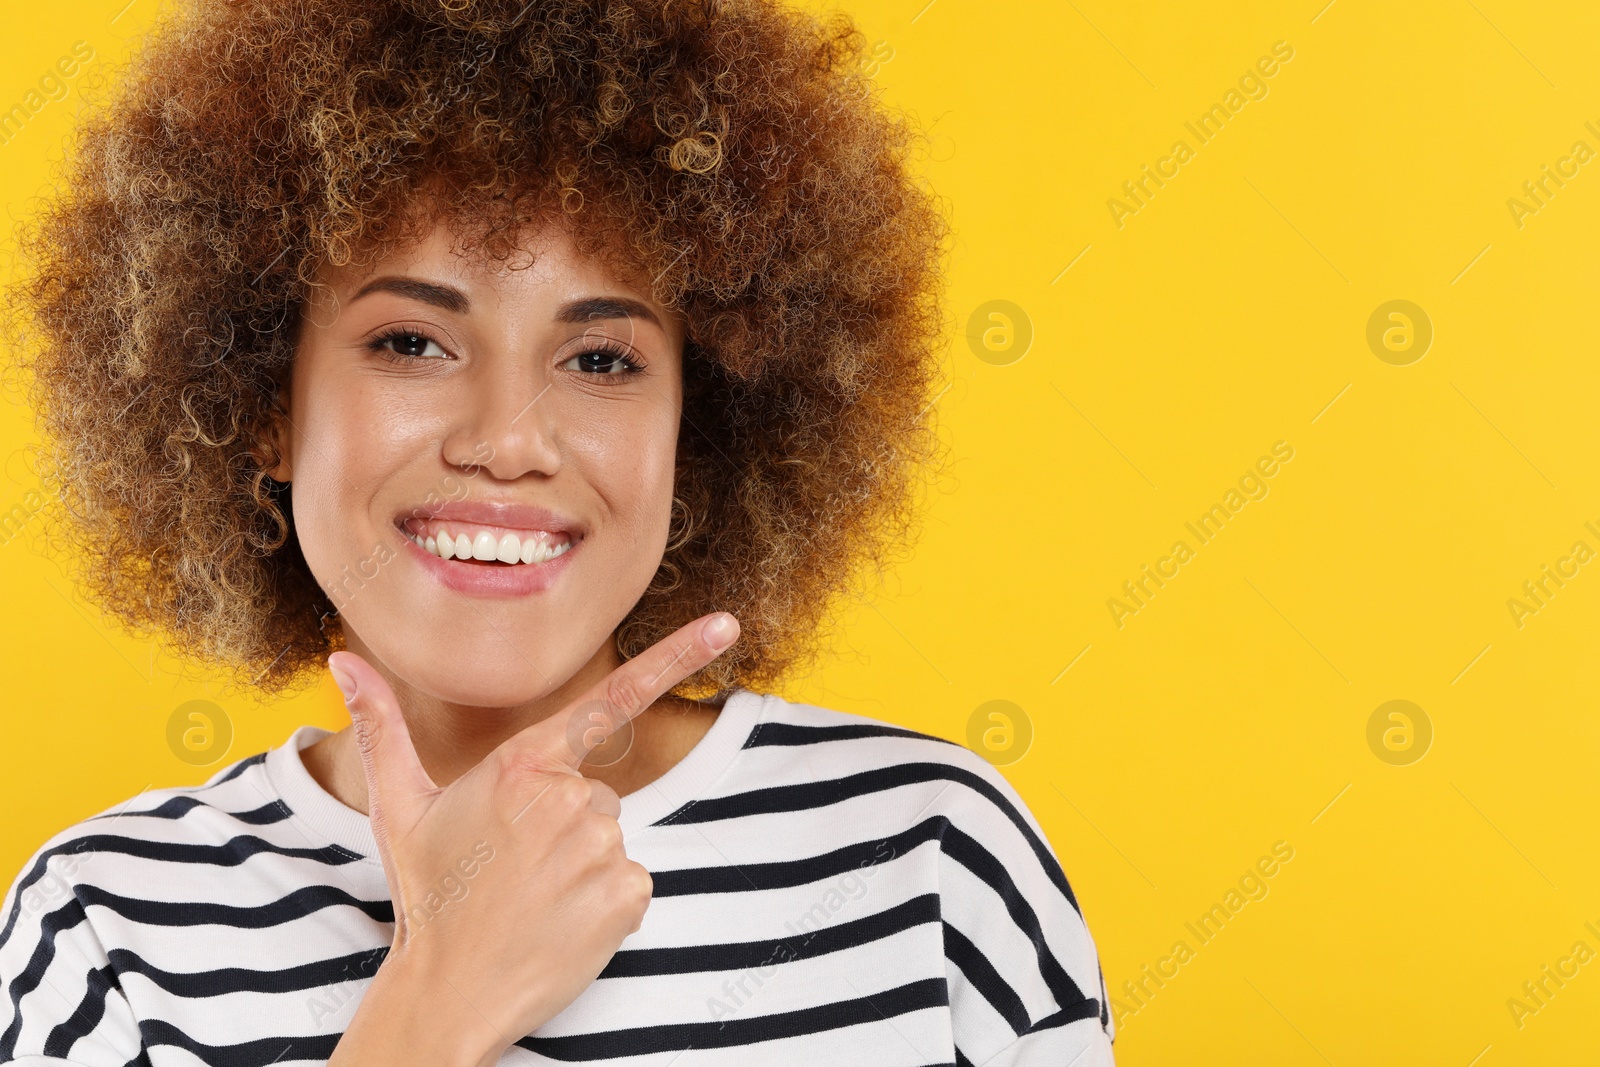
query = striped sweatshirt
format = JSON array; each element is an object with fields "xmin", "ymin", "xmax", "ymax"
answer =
[{"xmin": 1, "ymin": 688, "xmax": 1115, "ymax": 1066}]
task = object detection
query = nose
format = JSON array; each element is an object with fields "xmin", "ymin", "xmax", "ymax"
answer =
[{"xmin": 442, "ymin": 368, "xmax": 561, "ymax": 480}]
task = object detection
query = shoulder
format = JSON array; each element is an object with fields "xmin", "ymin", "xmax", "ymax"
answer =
[
  {"xmin": 730, "ymin": 693, "xmax": 1114, "ymax": 1049},
  {"xmin": 741, "ymin": 693, "xmax": 1056, "ymax": 828},
  {"xmin": 14, "ymin": 745, "xmax": 282, "ymax": 859},
  {"xmin": 716, "ymin": 692, "xmax": 1080, "ymax": 904},
  {"xmin": 0, "ymin": 746, "xmax": 291, "ymax": 1059},
  {"xmin": 0, "ymin": 742, "xmax": 319, "ymax": 945},
  {"xmin": 730, "ymin": 690, "xmax": 1049, "ymax": 808},
  {"xmin": 742, "ymin": 691, "xmax": 970, "ymax": 760}
]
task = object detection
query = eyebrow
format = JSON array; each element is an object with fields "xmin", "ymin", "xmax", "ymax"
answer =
[
  {"xmin": 351, "ymin": 277, "xmax": 469, "ymax": 314},
  {"xmin": 350, "ymin": 276, "xmax": 663, "ymax": 330}
]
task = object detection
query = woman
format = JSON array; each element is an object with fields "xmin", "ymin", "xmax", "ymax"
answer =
[{"xmin": 0, "ymin": 0, "xmax": 1114, "ymax": 1063}]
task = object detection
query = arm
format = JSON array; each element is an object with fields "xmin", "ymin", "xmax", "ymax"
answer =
[
  {"xmin": 327, "ymin": 951, "xmax": 505, "ymax": 1067},
  {"xmin": 937, "ymin": 751, "xmax": 1115, "ymax": 1066},
  {"xmin": 0, "ymin": 844, "xmax": 145, "ymax": 1066}
]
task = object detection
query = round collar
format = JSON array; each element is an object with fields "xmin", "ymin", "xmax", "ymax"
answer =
[{"xmin": 263, "ymin": 688, "xmax": 770, "ymax": 862}]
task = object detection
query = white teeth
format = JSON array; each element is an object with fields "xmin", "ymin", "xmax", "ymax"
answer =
[{"xmin": 412, "ymin": 525, "xmax": 575, "ymax": 565}]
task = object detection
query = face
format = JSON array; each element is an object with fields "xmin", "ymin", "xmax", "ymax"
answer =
[{"xmin": 270, "ymin": 212, "xmax": 686, "ymax": 707}]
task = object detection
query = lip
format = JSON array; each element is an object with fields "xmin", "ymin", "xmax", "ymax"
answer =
[
  {"xmin": 396, "ymin": 499, "xmax": 585, "ymax": 536},
  {"xmin": 394, "ymin": 499, "xmax": 585, "ymax": 598}
]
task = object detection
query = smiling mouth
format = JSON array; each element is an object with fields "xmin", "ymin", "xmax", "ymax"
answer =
[{"xmin": 398, "ymin": 518, "xmax": 576, "ymax": 566}]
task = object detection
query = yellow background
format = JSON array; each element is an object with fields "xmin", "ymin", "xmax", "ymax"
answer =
[{"xmin": 4, "ymin": 1, "xmax": 1599, "ymax": 1063}]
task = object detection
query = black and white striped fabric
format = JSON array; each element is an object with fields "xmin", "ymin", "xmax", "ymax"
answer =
[{"xmin": 1, "ymin": 689, "xmax": 1115, "ymax": 1066}]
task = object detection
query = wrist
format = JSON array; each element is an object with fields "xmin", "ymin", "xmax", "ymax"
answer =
[{"xmin": 334, "ymin": 947, "xmax": 511, "ymax": 1067}]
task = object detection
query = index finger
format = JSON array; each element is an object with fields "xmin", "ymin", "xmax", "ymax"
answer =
[{"xmin": 524, "ymin": 611, "xmax": 740, "ymax": 770}]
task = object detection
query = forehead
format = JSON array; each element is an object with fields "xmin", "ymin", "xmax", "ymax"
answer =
[{"xmin": 312, "ymin": 209, "xmax": 682, "ymax": 339}]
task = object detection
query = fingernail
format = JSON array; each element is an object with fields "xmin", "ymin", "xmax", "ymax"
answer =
[
  {"xmin": 702, "ymin": 613, "xmax": 738, "ymax": 651},
  {"xmin": 329, "ymin": 659, "xmax": 358, "ymax": 705}
]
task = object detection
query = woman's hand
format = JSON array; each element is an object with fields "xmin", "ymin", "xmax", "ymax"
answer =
[{"xmin": 327, "ymin": 612, "xmax": 741, "ymax": 1067}]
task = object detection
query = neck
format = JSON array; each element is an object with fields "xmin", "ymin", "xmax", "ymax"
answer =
[{"xmin": 302, "ymin": 631, "xmax": 720, "ymax": 816}]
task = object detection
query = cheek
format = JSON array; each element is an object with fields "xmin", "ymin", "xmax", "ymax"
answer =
[
  {"xmin": 285, "ymin": 368, "xmax": 417, "ymax": 591},
  {"xmin": 565, "ymin": 400, "xmax": 680, "ymax": 529}
]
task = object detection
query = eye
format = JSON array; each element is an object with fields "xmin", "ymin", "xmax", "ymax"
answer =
[
  {"xmin": 368, "ymin": 330, "xmax": 449, "ymax": 360},
  {"xmin": 563, "ymin": 342, "xmax": 645, "ymax": 376}
]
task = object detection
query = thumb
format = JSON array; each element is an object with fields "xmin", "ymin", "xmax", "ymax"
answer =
[{"xmin": 327, "ymin": 651, "xmax": 436, "ymax": 852}]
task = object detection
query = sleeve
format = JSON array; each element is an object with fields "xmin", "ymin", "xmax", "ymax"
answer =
[
  {"xmin": 936, "ymin": 749, "xmax": 1115, "ymax": 1067},
  {"xmin": 0, "ymin": 836, "xmax": 147, "ymax": 1066}
]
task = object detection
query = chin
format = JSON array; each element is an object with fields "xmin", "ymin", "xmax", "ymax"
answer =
[
  {"xmin": 314, "ymin": 521, "xmax": 663, "ymax": 708},
  {"xmin": 378, "ymin": 641, "xmax": 596, "ymax": 709}
]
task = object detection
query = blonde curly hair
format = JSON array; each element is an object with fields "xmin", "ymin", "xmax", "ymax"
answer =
[{"xmin": 9, "ymin": 0, "xmax": 950, "ymax": 697}]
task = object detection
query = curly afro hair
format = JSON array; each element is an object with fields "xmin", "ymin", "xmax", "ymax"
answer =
[{"xmin": 10, "ymin": 0, "xmax": 949, "ymax": 698}]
